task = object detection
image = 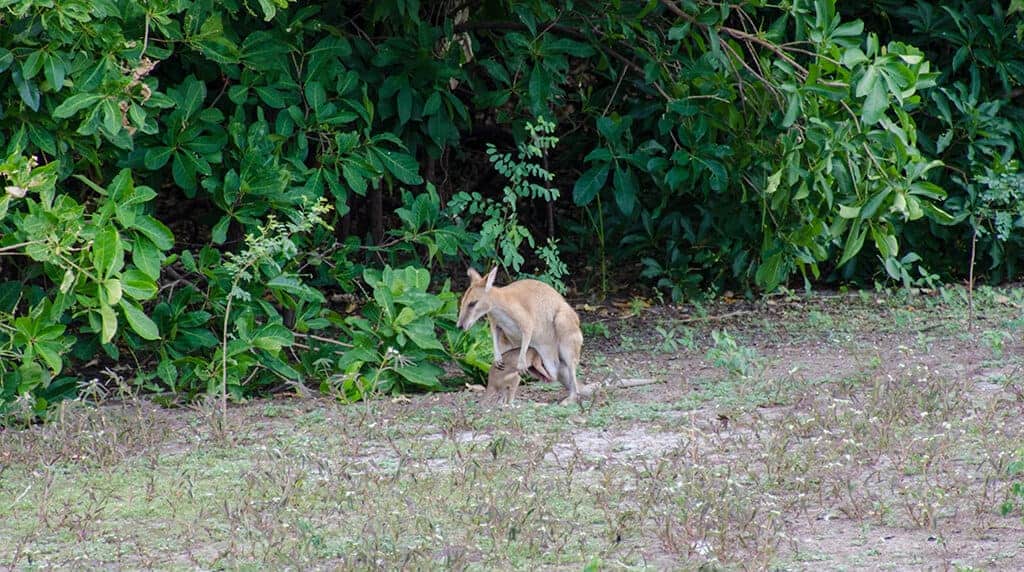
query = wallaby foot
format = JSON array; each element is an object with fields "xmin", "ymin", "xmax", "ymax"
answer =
[{"xmin": 557, "ymin": 393, "xmax": 579, "ymax": 405}]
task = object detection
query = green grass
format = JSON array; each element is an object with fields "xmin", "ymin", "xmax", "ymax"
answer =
[{"xmin": 3, "ymin": 285, "xmax": 1024, "ymax": 570}]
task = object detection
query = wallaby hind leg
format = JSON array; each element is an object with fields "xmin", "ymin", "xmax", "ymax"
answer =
[
  {"xmin": 555, "ymin": 321, "xmax": 583, "ymax": 405},
  {"xmin": 506, "ymin": 375, "xmax": 521, "ymax": 404},
  {"xmin": 556, "ymin": 363, "xmax": 579, "ymax": 405}
]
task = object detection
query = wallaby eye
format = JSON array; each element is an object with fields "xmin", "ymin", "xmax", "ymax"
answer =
[{"xmin": 468, "ymin": 301, "xmax": 477, "ymax": 309}]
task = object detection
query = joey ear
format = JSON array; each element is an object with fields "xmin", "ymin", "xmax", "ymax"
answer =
[
  {"xmin": 466, "ymin": 267, "xmax": 482, "ymax": 282},
  {"xmin": 484, "ymin": 267, "xmax": 499, "ymax": 291}
]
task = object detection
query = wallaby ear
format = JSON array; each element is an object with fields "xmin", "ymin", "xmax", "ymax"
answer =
[
  {"xmin": 466, "ymin": 267, "xmax": 482, "ymax": 282},
  {"xmin": 484, "ymin": 267, "xmax": 499, "ymax": 291}
]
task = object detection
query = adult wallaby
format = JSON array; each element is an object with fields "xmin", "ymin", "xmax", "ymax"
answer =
[{"xmin": 457, "ymin": 267, "xmax": 583, "ymax": 404}]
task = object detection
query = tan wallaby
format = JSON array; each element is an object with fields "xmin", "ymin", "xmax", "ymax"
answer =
[
  {"xmin": 484, "ymin": 346, "xmax": 552, "ymax": 405},
  {"xmin": 457, "ymin": 267, "xmax": 583, "ymax": 404}
]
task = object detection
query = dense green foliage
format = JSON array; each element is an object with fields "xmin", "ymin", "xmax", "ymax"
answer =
[{"xmin": 1, "ymin": 0, "xmax": 1022, "ymax": 416}]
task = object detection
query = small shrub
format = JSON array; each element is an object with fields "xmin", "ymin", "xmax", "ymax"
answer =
[
  {"xmin": 446, "ymin": 118, "xmax": 567, "ymax": 290},
  {"xmin": 325, "ymin": 265, "xmax": 462, "ymax": 401},
  {"xmin": 705, "ymin": 329, "xmax": 759, "ymax": 379}
]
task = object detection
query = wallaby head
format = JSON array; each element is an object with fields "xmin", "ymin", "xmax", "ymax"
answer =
[{"xmin": 457, "ymin": 267, "xmax": 498, "ymax": 331}]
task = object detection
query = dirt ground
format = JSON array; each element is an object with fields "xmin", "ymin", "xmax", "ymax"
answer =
[{"xmin": 2, "ymin": 286, "xmax": 1024, "ymax": 570}]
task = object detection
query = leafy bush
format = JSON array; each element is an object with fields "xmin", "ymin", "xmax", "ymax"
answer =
[
  {"xmin": 448, "ymin": 117, "xmax": 567, "ymax": 290},
  {"xmin": 841, "ymin": 0, "xmax": 1024, "ymax": 280},
  {"xmin": 2, "ymin": 0, "xmax": 1023, "ymax": 417},
  {"xmin": 327, "ymin": 265, "xmax": 459, "ymax": 401},
  {"xmin": 1, "ymin": 157, "xmax": 167, "ymax": 416}
]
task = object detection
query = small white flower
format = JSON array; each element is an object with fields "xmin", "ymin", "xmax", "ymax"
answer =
[{"xmin": 5, "ymin": 185, "xmax": 27, "ymax": 198}]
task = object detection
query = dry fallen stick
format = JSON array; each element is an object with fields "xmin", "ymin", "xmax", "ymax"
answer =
[
  {"xmin": 467, "ymin": 377, "xmax": 663, "ymax": 400},
  {"xmin": 579, "ymin": 377, "xmax": 661, "ymax": 397},
  {"xmin": 592, "ymin": 308, "xmax": 754, "ymax": 322},
  {"xmin": 675, "ymin": 309, "xmax": 753, "ymax": 323}
]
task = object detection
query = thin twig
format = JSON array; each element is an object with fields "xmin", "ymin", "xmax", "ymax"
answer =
[
  {"xmin": 602, "ymin": 60, "xmax": 630, "ymax": 117},
  {"xmin": 142, "ymin": 13, "xmax": 150, "ymax": 56},
  {"xmin": 456, "ymin": 20, "xmax": 673, "ymax": 101},
  {"xmin": 676, "ymin": 309, "xmax": 754, "ymax": 323},
  {"xmin": 968, "ymin": 227, "xmax": 977, "ymax": 331},
  {"xmin": 0, "ymin": 240, "xmax": 44, "ymax": 254},
  {"xmin": 293, "ymin": 332, "xmax": 354, "ymax": 348}
]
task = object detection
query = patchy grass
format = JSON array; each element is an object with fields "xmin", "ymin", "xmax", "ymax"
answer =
[{"xmin": 2, "ymin": 285, "xmax": 1024, "ymax": 569}]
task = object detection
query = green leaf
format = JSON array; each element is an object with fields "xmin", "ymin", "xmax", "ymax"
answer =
[
  {"xmin": 668, "ymin": 24, "xmax": 691, "ymax": 41},
  {"xmin": 855, "ymin": 66, "xmax": 878, "ymax": 98},
  {"xmin": 755, "ymin": 252, "xmax": 787, "ymax": 291},
  {"xmin": 861, "ymin": 78, "xmax": 888, "ymax": 125},
  {"xmin": 841, "ymin": 47, "xmax": 869, "ymax": 68},
  {"xmin": 305, "ymin": 80, "xmax": 327, "ymax": 115},
  {"xmin": 104, "ymin": 278, "xmax": 123, "ymax": 306},
  {"xmin": 252, "ymin": 324, "xmax": 293, "ymax": 352},
  {"xmin": 394, "ymin": 361, "xmax": 443, "ymax": 389},
  {"xmin": 45, "ymin": 53, "xmax": 66, "ymax": 91},
  {"xmin": 584, "ymin": 148, "xmax": 613, "ymax": 162},
  {"xmin": 17, "ymin": 361, "xmax": 48, "ymax": 392},
  {"xmin": 53, "ymin": 93, "xmax": 103, "ymax": 118},
  {"xmin": 372, "ymin": 148, "xmax": 423, "ymax": 185},
  {"xmin": 212, "ymin": 216, "xmax": 231, "ymax": 244},
  {"xmin": 120, "ymin": 299, "xmax": 160, "ymax": 340},
  {"xmin": 832, "ymin": 20, "xmax": 864, "ymax": 38},
  {"xmin": 241, "ymin": 32, "xmax": 292, "ymax": 68},
  {"xmin": 921, "ymin": 202, "xmax": 955, "ymax": 225},
  {"xmin": 422, "ymin": 92, "xmax": 442, "ymax": 116},
  {"xmin": 573, "ymin": 164, "xmax": 609, "ymax": 206},
  {"xmin": 395, "ymin": 306, "xmax": 417, "ymax": 327},
  {"xmin": 548, "ymin": 37, "xmax": 596, "ymax": 57},
  {"xmin": 132, "ymin": 215, "xmax": 175, "ymax": 250},
  {"xmin": 59, "ymin": 268, "xmax": 76, "ymax": 293},
  {"xmin": 100, "ymin": 304, "xmax": 118, "ymax": 344},
  {"xmin": 35, "ymin": 341, "xmax": 64, "ymax": 374},
  {"xmin": 765, "ymin": 170, "xmax": 783, "ymax": 195},
  {"xmin": 0, "ymin": 281, "xmax": 19, "ymax": 313},
  {"xmin": 144, "ymin": 146, "xmax": 174, "ymax": 170},
  {"xmin": 528, "ymin": 64, "xmax": 551, "ymax": 114},
  {"xmin": 838, "ymin": 204, "xmax": 860, "ymax": 218},
  {"xmin": 397, "ymin": 86, "xmax": 412, "ymax": 126},
  {"xmin": 172, "ymin": 152, "xmax": 196, "ymax": 191},
  {"xmin": 93, "ymin": 227, "xmax": 124, "ymax": 279},
  {"xmin": 340, "ymin": 161, "xmax": 367, "ymax": 195},
  {"xmin": 101, "ymin": 99, "xmax": 121, "ymax": 136},
  {"xmin": 860, "ymin": 189, "xmax": 891, "ymax": 219},
  {"xmin": 255, "ymin": 0, "xmax": 278, "ymax": 20},
  {"xmin": 267, "ymin": 275, "xmax": 326, "ymax": 302},
  {"xmin": 254, "ymin": 86, "xmax": 287, "ymax": 108},
  {"xmin": 838, "ymin": 223, "xmax": 868, "ymax": 267},
  {"xmin": 132, "ymin": 236, "xmax": 162, "ymax": 280},
  {"xmin": 157, "ymin": 360, "xmax": 178, "ymax": 386},
  {"xmin": 23, "ymin": 50, "xmax": 43, "ymax": 79},
  {"xmin": 13, "ymin": 68, "xmax": 40, "ymax": 111},
  {"xmin": 404, "ymin": 318, "xmax": 444, "ymax": 350},
  {"xmin": 0, "ymin": 48, "xmax": 12, "ymax": 73},
  {"xmin": 121, "ymin": 269, "xmax": 158, "ymax": 300},
  {"xmin": 196, "ymin": 15, "xmax": 240, "ymax": 63},
  {"xmin": 613, "ymin": 166, "xmax": 638, "ymax": 216},
  {"xmin": 908, "ymin": 181, "xmax": 946, "ymax": 200},
  {"xmin": 782, "ymin": 93, "xmax": 801, "ymax": 127}
]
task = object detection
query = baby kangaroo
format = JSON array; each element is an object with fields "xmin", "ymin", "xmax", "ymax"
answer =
[
  {"xmin": 485, "ymin": 346, "xmax": 552, "ymax": 405},
  {"xmin": 457, "ymin": 267, "xmax": 584, "ymax": 404}
]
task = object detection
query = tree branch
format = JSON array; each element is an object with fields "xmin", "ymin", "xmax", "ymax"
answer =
[
  {"xmin": 659, "ymin": 0, "xmax": 809, "ymax": 79},
  {"xmin": 455, "ymin": 20, "xmax": 672, "ymax": 101}
]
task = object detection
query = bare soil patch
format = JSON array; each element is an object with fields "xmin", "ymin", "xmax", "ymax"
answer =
[{"xmin": 2, "ymin": 287, "xmax": 1024, "ymax": 569}]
